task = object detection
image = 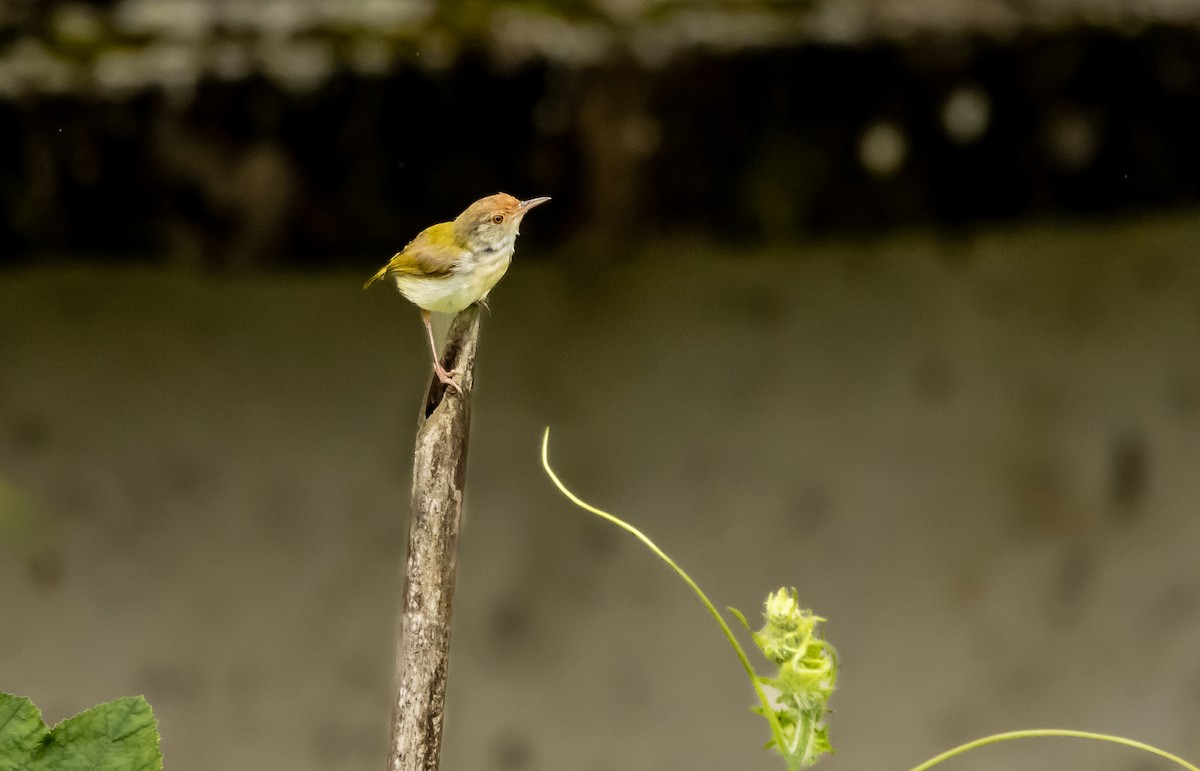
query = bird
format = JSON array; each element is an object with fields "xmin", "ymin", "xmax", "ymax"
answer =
[{"xmin": 365, "ymin": 193, "xmax": 550, "ymax": 392}]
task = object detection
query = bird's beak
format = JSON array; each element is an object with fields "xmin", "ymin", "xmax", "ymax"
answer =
[{"xmin": 518, "ymin": 196, "xmax": 551, "ymax": 212}]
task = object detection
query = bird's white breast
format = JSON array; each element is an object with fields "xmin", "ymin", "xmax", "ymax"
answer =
[{"xmin": 391, "ymin": 242, "xmax": 514, "ymax": 314}]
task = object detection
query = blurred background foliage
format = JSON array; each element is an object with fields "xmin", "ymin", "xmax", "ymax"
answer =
[{"xmin": 2, "ymin": 0, "xmax": 1199, "ymax": 266}]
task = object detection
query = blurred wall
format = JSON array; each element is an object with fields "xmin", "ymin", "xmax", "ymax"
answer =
[{"xmin": 3, "ymin": 219, "xmax": 1200, "ymax": 769}]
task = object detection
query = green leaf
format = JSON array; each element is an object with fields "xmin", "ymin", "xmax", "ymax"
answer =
[
  {"xmin": 727, "ymin": 606, "xmax": 751, "ymax": 630},
  {"xmin": 0, "ymin": 693, "xmax": 162, "ymax": 771},
  {"xmin": 0, "ymin": 693, "xmax": 45, "ymax": 770}
]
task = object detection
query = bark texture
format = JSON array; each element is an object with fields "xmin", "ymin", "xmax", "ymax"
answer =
[{"xmin": 388, "ymin": 306, "xmax": 481, "ymax": 771}]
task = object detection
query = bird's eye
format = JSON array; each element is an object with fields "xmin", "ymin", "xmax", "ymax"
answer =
[{"xmin": 491, "ymin": 214, "xmax": 504, "ymax": 224}]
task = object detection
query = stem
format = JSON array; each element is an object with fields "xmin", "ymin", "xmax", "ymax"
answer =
[
  {"xmin": 388, "ymin": 307, "xmax": 481, "ymax": 771},
  {"xmin": 908, "ymin": 729, "xmax": 1200, "ymax": 771},
  {"xmin": 539, "ymin": 429, "xmax": 787, "ymax": 748}
]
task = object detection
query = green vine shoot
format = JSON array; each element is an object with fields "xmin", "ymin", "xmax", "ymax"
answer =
[
  {"xmin": 541, "ymin": 429, "xmax": 838, "ymax": 770},
  {"xmin": 540, "ymin": 428, "xmax": 1200, "ymax": 771}
]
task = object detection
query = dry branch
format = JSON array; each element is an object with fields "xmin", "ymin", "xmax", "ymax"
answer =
[{"xmin": 388, "ymin": 306, "xmax": 481, "ymax": 771}]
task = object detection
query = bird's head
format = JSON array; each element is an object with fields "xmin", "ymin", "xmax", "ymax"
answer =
[{"xmin": 454, "ymin": 193, "xmax": 550, "ymax": 255}]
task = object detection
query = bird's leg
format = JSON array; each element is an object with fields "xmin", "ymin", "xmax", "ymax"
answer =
[
  {"xmin": 476, "ymin": 296, "xmax": 491, "ymax": 314},
  {"xmin": 421, "ymin": 308, "xmax": 461, "ymax": 393}
]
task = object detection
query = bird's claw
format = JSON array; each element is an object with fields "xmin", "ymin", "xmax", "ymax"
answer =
[{"xmin": 436, "ymin": 367, "xmax": 463, "ymax": 394}]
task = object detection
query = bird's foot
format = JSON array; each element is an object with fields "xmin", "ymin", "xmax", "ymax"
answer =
[
  {"xmin": 476, "ymin": 298, "xmax": 491, "ymax": 314},
  {"xmin": 435, "ymin": 365, "xmax": 462, "ymax": 394}
]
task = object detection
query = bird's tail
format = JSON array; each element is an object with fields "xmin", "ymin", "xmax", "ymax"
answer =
[{"xmin": 363, "ymin": 265, "xmax": 388, "ymax": 290}]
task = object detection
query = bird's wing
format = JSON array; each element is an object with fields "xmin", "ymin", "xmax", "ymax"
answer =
[{"xmin": 364, "ymin": 223, "xmax": 463, "ymax": 288}]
